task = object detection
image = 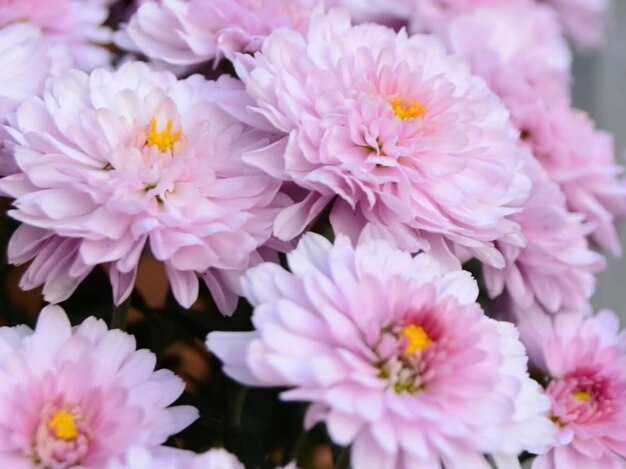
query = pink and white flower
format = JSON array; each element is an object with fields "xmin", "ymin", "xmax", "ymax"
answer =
[
  {"xmin": 483, "ymin": 156, "xmax": 605, "ymax": 314},
  {"xmin": 518, "ymin": 307, "xmax": 626, "ymax": 468},
  {"xmin": 440, "ymin": 4, "xmax": 571, "ymax": 91},
  {"xmin": 0, "ymin": 22, "xmax": 71, "ymax": 175},
  {"xmin": 236, "ymin": 8, "xmax": 530, "ymax": 266},
  {"xmin": 0, "ymin": 61, "xmax": 286, "ymax": 313},
  {"xmin": 410, "ymin": 0, "xmax": 531, "ymax": 33},
  {"xmin": 439, "ymin": 5, "xmax": 626, "ymax": 255},
  {"xmin": 208, "ymin": 233, "xmax": 555, "ymax": 468},
  {"xmin": 0, "ymin": 0, "xmax": 112, "ymax": 70},
  {"xmin": 329, "ymin": 0, "xmax": 413, "ymax": 26},
  {"xmin": 528, "ymin": 105, "xmax": 626, "ymax": 255},
  {"xmin": 116, "ymin": 0, "xmax": 315, "ymax": 66},
  {"xmin": 0, "ymin": 305, "xmax": 198, "ymax": 468},
  {"xmin": 543, "ymin": 0, "xmax": 611, "ymax": 50},
  {"xmin": 106, "ymin": 446, "xmax": 245, "ymax": 469}
]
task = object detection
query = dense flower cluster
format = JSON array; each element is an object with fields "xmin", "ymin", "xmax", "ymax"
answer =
[{"xmin": 0, "ymin": 0, "xmax": 623, "ymax": 468}]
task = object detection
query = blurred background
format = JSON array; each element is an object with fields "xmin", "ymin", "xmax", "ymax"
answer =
[{"xmin": 574, "ymin": 0, "xmax": 626, "ymax": 320}]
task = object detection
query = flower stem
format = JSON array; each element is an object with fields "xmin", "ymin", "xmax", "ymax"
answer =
[
  {"xmin": 110, "ymin": 296, "xmax": 131, "ymax": 330},
  {"xmin": 334, "ymin": 447, "xmax": 350, "ymax": 469}
]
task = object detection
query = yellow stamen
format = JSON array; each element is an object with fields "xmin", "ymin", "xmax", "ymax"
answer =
[
  {"xmin": 48, "ymin": 410, "xmax": 78, "ymax": 441},
  {"xmin": 146, "ymin": 117, "xmax": 182, "ymax": 152},
  {"xmin": 390, "ymin": 98, "xmax": 426, "ymax": 121},
  {"xmin": 402, "ymin": 324, "xmax": 432, "ymax": 354},
  {"xmin": 573, "ymin": 390, "xmax": 591, "ymax": 402}
]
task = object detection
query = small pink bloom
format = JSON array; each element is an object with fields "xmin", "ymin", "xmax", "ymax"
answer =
[
  {"xmin": 116, "ymin": 0, "xmax": 315, "ymax": 66},
  {"xmin": 328, "ymin": 0, "xmax": 413, "ymax": 26},
  {"xmin": 208, "ymin": 233, "xmax": 555, "ymax": 468},
  {"xmin": 107, "ymin": 446, "xmax": 245, "ymax": 469},
  {"xmin": 483, "ymin": 155, "xmax": 605, "ymax": 314},
  {"xmin": 0, "ymin": 23, "xmax": 71, "ymax": 175},
  {"xmin": 237, "ymin": 8, "xmax": 530, "ymax": 267},
  {"xmin": 440, "ymin": 4, "xmax": 571, "ymax": 91},
  {"xmin": 0, "ymin": 62, "xmax": 286, "ymax": 313},
  {"xmin": 439, "ymin": 4, "xmax": 626, "ymax": 255},
  {"xmin": 411, "ymin": 0, "xmax": 531, "ymax": 33},
  {"xmin": 0, "ymin": 0, "xmax": 112, "ymax": 70},
  {"xmin": 0, "ymin": 306, "xmax": 198, "ymax": 468},
  {"xmin": 528, "ymin": 105, "xmax": 626, "ymax": 255},
  {"xmin": 543, "ymin": 0, "xmax": 611, "ymax": 50},
  {"xmin": 518, "ymin": 307, "xmax": 626, "ymax": 469}
]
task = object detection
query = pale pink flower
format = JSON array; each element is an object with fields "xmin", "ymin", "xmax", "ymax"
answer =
[
  {"xmin": 483, "ymin": 155, "xmax": 605, "ymax": 314},
  {"xmin": 236, "ymin": 8, "xmax": 530, "ymax": 267},
  {"xmin": 328, "ymin": 0, "xmax": 413, "ymax": 26},
  {"xmin": 410, "ymin": 0, "xmax": 530, "ymax": 33},
  {"xmin": 543, "ymin": 0, "xmax": 611, "ymax": 50},
  {"xmin": 116, "ymin": 0, "xmax": 315, "ymax": 66},
  {"xmin": 517, "ymin": 307, "xmax": 626, "ymax": 469},
  {"xmin": 208, "ymin": 233, "xmax": 555, "ymax": 468},
  {"xmin": 107, "ymin": 446, "xmax": 245, "ymax": 469},
  {"xmin": 527, "ymin": 105, "xmax": 626, "ymax": 255},
  {"xmin": 0, "ymin": 23, "xmax": 71, "ymax": 175},
  {"xmin": 0, "ymin": 305, "xmax": 198, "ymax": 468},
  {"xmin": 440, "ymin": 5, "xmax": 626, "ymax": 255},
  {"xmin": 0, "ymin": 0, "xmax": 112, "ymax": 70},
  {"xmin": 0, "ymin": 62, "xmax": 286, "ymax": 313},
  {"xmin": 440, "ymin": 4, "xmax": 571, "ymax": 91}
]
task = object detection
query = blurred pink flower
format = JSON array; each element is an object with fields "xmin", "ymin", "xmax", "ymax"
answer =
[
  {"xmin": 440, "ymin": 4, "xmax": 626, "ymax": 255},
  {"xmin": 529, "ymin": 106, "xmax": 626, "ymax": 255},
  {"xmin": 483, "ymin": 156, "xmax": 605, "ymax": 314},
  {"xmin": 107, "ymin": 446, "xmax": 245, "ymax": 469},
  {"xmin": 411, "ymin": 0, "xmax": 530, "ymax": 33},
  {"xmin": 116, "ymin": 0, "xmax": 315, "ymax": 66},
  {"xmin": 0, "ymin": 62, "xmax": 286, "ymax": 313},
  {"xmin": 0, "ymin": 305, "xmax": 197, "ymax": 468},
  {"xmin": 236, "ymin": 8, "xmax": 530, "ymax": 267},
  {"xmin": 0, "ymin": 0, "xmax": 112, "ymax": 70},
  {"xmin": 518, "ymin": 307, "xmax": 626, "ymax": 469},
  {"xmin": 440, "ymin": 4, "xmax": 571, "ymax": 91},
  {"xmin": 208, "ymin": 233, "xmax": 555, "ymax": 468},
  {"xmin": 328, "ymin": 0, "xmax": 413, "ymax": 26},
  {"xmin": 543, "ymin": 0, "xmax": 611, "ymax": 50},
  {"xmin": 0, "ymin": 23, "xmax": 71, "ymax": 175}
]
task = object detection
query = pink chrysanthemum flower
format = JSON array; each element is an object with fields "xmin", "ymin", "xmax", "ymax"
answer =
[
  {"xmin": 518, "ymin": 307, "xmax": 626, "ymax": 468},
  {"xmin": 328, "ymin": 0, "xmax": 413, "ymax": 26},
  {"xmin": 528, "ymin": 105, "xmax": 626, "ymax": 255},
  {"xmin": 107, "ymin": 446, "xmax": 245, "ymax": 469},
  {"xmin": 410, "ymin": 0, "xmax": 530, "ymax": 33},
  {"xmin": 543, "ymin": 0, "xmax": 611, "ymax": 50},
  {"xmin": 440, "ymin": 4, "xmax": 571, "ymax": 91},
  {"xmin": 0, "ymin": 0, "xmax": 112, "ymax": 70},
  {"xmin": 0, "ymin": 61, "xmax": 285, "ymax": 313},
  {"xmin": 439, "ymin": 5, "xmax": 626, "ymax": 255},
  {"xmin": 0, "ymin": 23, "xmax": 71, "ymax": 175},
  {"xmin": 0, "ymin": 305, "xmax": 198, "ymax": 468},
  {"xmin": 483, "ymin": 156, "xmax": 605, "ymax": 314},
  {"xmin": 208, "ymin": 233, "xmax": 555, "ymax": 468},
  {"xmin": 236, "ymin": 8, "xmax": 530, "ymax": 267},
  {"xmin": 116, "ymin": 0, "xmax": 315, "ymax": 66}
]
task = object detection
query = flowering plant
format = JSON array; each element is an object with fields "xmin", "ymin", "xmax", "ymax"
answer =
[{"xmin": 0, "ymin": 0, "xmax": 624, "ymax": 468}]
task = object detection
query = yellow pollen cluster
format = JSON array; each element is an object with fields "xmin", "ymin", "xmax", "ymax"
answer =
[
  {"xmin": 402, "ymin": 324, "xmax": 432, "ymax": 354},
  {"xmin": 48, "ymin": 410, "xmax": 78, "ymax": 441},
  {"xmin": 573, "ymin": 390, "xmax": 591, "ymax": 402},
  {"xmin": 146, "ymin": 117, "xmax": 182, "ymax": 152},
  {"xmin": 390, "ymin": 98, "xmax": 426, "ymax": 121}
]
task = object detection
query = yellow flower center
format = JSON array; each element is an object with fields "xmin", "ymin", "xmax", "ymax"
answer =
[
  {"xmin": 48, "ymin": 410, "xmax": 78, "ymax": 441},
  {"xmin": 390, "ymin": 98, "xmax": 426, "ymax": 121},
  {"xmin": 573, "ymin": 390, "xmax": 591, "ymax": 402},
  {"xmin": 402, "ymin": 324, "xmax": 432, "ymax": 354},
  {"xmin": 146, "ymin": 117, "xmax": 182, "ymax": 152}
]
